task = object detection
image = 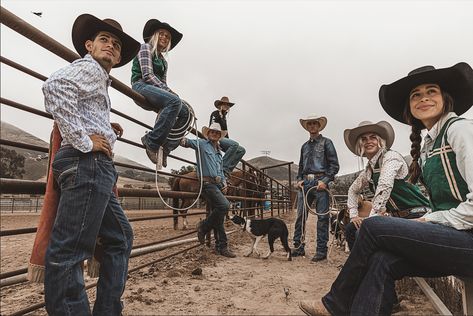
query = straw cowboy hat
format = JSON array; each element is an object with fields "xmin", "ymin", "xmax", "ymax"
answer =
[
  {"xmin": 202, "ymin": 123, "xmax": 228, "ymax": 140},
  {"xmin": 214, "ymin": 96, "xmax": 235, "ymax": 108},
  {"xmin": 344, "ymin": 121, "xmax": 395, "ymax": 156},
  {"xmin": 379, "ymin": 62, "xmax": 473, "ymax": 123},
  {"xmin": 142, "ymin": 19, "xmax": 183, "ymax": 50},
  {"xmin": 299, "ymin": 114, "xmax": 327, "ymax": 132},
  {"xmin": 72, "ymin": 14, "xmax": 140, "ymax": 68}
]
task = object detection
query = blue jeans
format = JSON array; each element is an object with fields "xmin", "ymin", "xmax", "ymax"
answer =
[
  {"xmin": 45, "ymin": 147, "xmax": 133, "ymax": 315},
  {"xmin": 201, "ymin": 183, "xmax": 230, "ymax": 250},
  {"xmin": 219, "ymin": 137, "xmax": 245, "ymax": 175},
  {"xmin": 345, "ymin": 222, "xmax": 359, "ymax": 251},
  {"xmin": 322, "ymin": 216, "xmax": 473, "ymax": 316},
  {"xmin": 292, "ymin": 179, "xmax": 330, "ymax": 255},
  {"xmin": 132, "ymin": 81, "xmax": 189, "ymax": 153}
]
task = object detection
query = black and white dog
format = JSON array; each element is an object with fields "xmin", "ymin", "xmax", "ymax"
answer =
[{"xmin": 229, "ymin": 214, "xmax": 292, "ymax": 261}]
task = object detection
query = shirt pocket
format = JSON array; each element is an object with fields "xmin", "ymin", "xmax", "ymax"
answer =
[{"xmin": 52, "ymin": 156, "xmax": 80, "ymax": 191}]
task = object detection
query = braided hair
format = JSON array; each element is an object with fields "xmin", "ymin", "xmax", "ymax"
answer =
[{"xmin": 403, "ymin": 90, "xmax": 454, "ymax": 184}]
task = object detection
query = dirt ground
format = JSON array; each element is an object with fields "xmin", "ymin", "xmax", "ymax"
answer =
[{"xmin": 0, "ymin": 209, "xmax": 436, "ymax": 315}]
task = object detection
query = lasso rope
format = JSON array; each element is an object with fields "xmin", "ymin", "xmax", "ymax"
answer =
[{"xmin": 154, "ymin": 101, "xmax": 205, "ymax": 211}]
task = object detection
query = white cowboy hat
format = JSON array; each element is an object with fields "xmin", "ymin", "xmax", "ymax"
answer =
[
  {"xmin": 299, "ymin": 114, "xmax": 327, "ymax": 132},
  {"xmin": 202, "ymin": 123, "xmax": 227, "ymax": 140},
  {"xmin": 344, "ymin": 121, "xmax": 395, "ymax": 156}
]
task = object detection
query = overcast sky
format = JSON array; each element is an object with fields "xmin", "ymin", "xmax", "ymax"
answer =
[{"xmin": 1, "ymin": 0, "xmax": 472, "ymax": 176}]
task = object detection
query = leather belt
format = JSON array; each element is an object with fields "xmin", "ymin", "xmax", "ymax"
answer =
[
  {"xmin": 303, "ymin": 173, "xmax": 325, "ymax": 180},
  {"xmin": 202, "ymin": 176, "xmax": 222, "ymax": 184},
  {"xmin": 390, "ymin": 207, "xmax": 430, "ymax": 219}
]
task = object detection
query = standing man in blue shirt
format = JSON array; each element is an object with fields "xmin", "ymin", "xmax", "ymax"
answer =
[
  {"xmin": 42, "ymin": 14, "xmax": 139, "ymax": 315},
  {"xmin": 180, "ymin": 123, "xmax": 236, "ymax": 258},
  {"xmin": 292, "ymin": 114, "xmax": 340, "ymax": 262}
]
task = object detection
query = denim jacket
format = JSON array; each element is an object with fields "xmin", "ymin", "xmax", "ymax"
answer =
[{"xmin": 296, "ymin": 134, "xmax": 340, "ymax": 185}]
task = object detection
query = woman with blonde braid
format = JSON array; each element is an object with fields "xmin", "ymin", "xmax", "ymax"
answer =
[{"xmin": 299, "ymin": 62, "xmax": 473, "ymax": 316}]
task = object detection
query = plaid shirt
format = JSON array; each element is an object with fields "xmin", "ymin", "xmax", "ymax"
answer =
[
  {"xmin": 43, "ymin": 54, "xmax": 117, "ymax": 152},
  {"xmin": 135, "ymin": 43, "xmax": 171, "ymax": 91}
]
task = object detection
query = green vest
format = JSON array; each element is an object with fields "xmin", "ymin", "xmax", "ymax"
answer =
[
  {"xmin": 370, "ymin": 152, "xmax": 430, "ymax": 212},
  {"xmin": 422, "ymin": 117, "xmax": 469, "ymax": 212},
  {"xmin": 131, "ymin": 54, "xmax": 167, "ymax": 84}
]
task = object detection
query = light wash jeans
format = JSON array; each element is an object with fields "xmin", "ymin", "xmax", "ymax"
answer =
[
  {"xmin": 219, "ymin": 137, "xmax": 245, "ymax": 176},
  {"xmin": 45, "ymin": 146, "xmax": 133, "ymax": 315}
]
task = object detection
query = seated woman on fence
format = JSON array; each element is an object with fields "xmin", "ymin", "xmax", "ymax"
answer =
[
  {"xmin": 343, "ymin": 120, "xmax": 430, "ymax": 250},
  {"xmin": 131, "ymin": 19, "xmax": 190, "ymax": 169},
  {"xmin": 299, "ymin": 62, "xmax": 473, "ymax": 316}
]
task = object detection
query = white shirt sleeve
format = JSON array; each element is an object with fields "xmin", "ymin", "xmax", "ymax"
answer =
[
  {"xmin": 347, "ymin": 170, "xmax": 369, "ymax": 218},
  {"xmin": 423, "ymin": 119, "xmax": 473, "ymax": 230}
]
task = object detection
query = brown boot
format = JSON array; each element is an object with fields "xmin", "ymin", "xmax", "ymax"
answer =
[
  {"xmin": 298, "ymin": 300, "xmax": 330, "ymax": 316},
  {"xmin": 218, "ymin": 248, "xmax": 236, "ymax": 258}
]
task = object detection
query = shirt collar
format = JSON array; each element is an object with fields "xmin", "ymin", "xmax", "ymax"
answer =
[
  {"xmin": 367, "ymin": 148, "xmax": 385, "ymax": 170},
  {"xmin": 308, "ymin": 134, "xmax": 322, "ymax": 142},
  {"xmin": 84, "ymin": 54, "xmax": 112, "ymax": 85},
  {"xmin": 425, "ymin": 112, "xmax": 457, "ymax": 143}
]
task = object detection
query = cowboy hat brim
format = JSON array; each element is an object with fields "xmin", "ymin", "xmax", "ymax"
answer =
[
  {"xmin": 379, "ymin": 62, "xmax": 473, "ymax": 124},
  {"xmin": 214, "ymin": 100, "xmax": 235, "ymax": 108},
  {"xmin": 72, "ymin": 14, "xmax": 140, "ymax": 68},
  {"xmin": 344, "ymin": 121, "xmax": 395, "ymax": 156},
  {"xmin": 142, "ymin": 19, "xmax": 183, "ymax": 51},
  {"xmin": 299, "ymin": 116, "xmax": 327, "ymax": 132},
  {"xmin": 202, "ymin": 126, "xmax": 228, "ymax": 140}
]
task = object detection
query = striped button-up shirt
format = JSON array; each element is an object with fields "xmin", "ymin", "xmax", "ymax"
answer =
[{"xmin": 43, "ymin": 54, "xmax": 116, "ymax": 152}]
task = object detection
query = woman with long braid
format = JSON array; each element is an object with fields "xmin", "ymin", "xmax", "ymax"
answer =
[{"xmin": 298, "ymin": 62, "xmax": 473, "ymax": 316}]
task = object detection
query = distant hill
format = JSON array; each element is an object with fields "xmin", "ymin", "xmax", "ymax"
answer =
[
  {"xmin": 246, "ymin": 156, "xmax": 298, "ymax": 184},
  {"xmin": 0, "ymin": 121, "xmax": 165, "ymax": 184}
]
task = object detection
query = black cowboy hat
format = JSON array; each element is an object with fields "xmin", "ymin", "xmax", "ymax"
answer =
[
  {"xmin": 72, "ymin": 14, "xmax": 140, "ymax": 68},
  {"xmin": 214, "ymin": 96, "xmax": 235, "ymax": 108},
  {"xmin": 379, "ymin": 62, "xmax": 473, "ymax": 124},
  {"xmin": 142, "ymin": 19, "xmax": 183, "ymax": 51}
]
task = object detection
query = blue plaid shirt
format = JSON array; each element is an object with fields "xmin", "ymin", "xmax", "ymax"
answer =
[
  {"xmin": 43, "ymin": 54, "xmax": 116, "ymax": 152},
  {"xmin": 131, "ymin": 43, "xmax": 171, "ymax": 92}
]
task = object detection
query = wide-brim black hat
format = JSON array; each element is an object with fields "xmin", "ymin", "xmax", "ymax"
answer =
[
  {"xmin": 72, "ymin": 14, "xmax": 140, "ymax": 68},
  {"xmin": 379, "ymin": 62, "xmax": 473, "ymax": 123},
  {"xmin": 142, "ymin": 19, "xmax": 183, "ymax": 51}
]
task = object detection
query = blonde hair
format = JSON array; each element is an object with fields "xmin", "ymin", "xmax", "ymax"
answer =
[
  {"xmin": 355, "ymin": 133, "xmax": 386, "ymax": 157},
  {"xmin": 148, "ymin": 30, "xmax": 171, "ymax": 58}
]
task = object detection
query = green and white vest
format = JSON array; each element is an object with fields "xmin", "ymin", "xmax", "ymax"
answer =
[
  {"xmin": 369, "ymin": 152, "xmax": 430, "ymax": 212},
  {"xmin": 422, "ymin": 117, "xmax": 469, "ymax": 212}
]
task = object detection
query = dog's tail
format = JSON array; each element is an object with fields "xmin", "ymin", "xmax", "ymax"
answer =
[{"xmin": 281, "ymin": 226, "xmax": 292, "ymax": 261}]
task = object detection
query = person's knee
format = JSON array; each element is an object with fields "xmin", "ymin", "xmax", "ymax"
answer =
[{"xmin": 237, "ymin": 146, "xmax": 246, "ymax": 155}]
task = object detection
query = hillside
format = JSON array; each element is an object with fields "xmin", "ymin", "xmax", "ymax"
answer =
[
  {"xmin": 0, "ymin": 121, "xmax": 164, "ymax": 184},
  {"xmin": 246, "ymin": 156, "xmax": 298, "ymax": 183}
]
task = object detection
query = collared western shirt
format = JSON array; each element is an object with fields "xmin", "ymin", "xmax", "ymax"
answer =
[
  {"xmin": 347, "ymin": 149, "xmax": 409, "ymax": 218},
  {"xmin": 296, "ymin": 134, "xmax": 340, "ymax": 185},
  {"xmin": 421, "ymin": 112, "xmax": 473, "ymax": 230},
  {"xmin": 181, "ymin": 138, "xmax": 226, "ymax": 185},
  {"xmin": 130, "ymin": 43, "xmax": 170, "ymax": 92},
  {"xmin": 43, "ymin": 54, "xmax": 116, "ymax": 152}
]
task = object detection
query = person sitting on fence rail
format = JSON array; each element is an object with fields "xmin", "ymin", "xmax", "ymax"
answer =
[
  {"xmin": 42, "ymin": 14, "xmax": 139, "ymax": 315},
  {"xmin": 343, "ymin": 120, "xmax": 430, "ymax": 251},
  {"xmin": 298, "ymin": 62, "xmax": 473, "ymax": 316},
  {"xmin": 132, "ymin": 19, "xmax": 190, "ymax": 169},
  {"xmin": 209, "ymin": 96, "xmax": 246, "ymax": 179},
  {"xmin": 180, "ymin": 123, "xmax": 236, "ymax": 258},
  {"xmin": 292, "ymin": 114, "xmax": 340, "ymax": 262}
]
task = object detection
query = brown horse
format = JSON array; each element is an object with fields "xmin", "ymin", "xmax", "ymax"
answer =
[{"xmin": 170, "ymin": 170, "xmax": 263, "ymax": 229}]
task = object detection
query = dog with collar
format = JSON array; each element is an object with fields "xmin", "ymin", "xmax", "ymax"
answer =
[{"xmin": 229, "ymin": 214, "xmax": 292, "ymax": 261}]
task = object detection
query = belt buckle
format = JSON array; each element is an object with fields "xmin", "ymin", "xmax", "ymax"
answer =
[
  {"xmin": 307, "ymin": 174, "xmax": 315, "ymax": 181},
  {"xmin": 214, "ymin": 176, "xmax": 221, "ymax": 184}
]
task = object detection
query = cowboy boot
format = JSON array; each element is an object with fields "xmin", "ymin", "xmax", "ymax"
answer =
[
  {"xmin": 218, "ymin": 248, "xmax": 236, "ymax": 258},
  {"xmin": 298, "ymin": 300, "xmax": 330, "ymax": 316}
]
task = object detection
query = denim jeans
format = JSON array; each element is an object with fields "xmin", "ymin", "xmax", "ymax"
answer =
[
  {"xmin": 292, "ymin": 179, "xmax": 330, "ymax": 255},
  {"xmin": 132, "ymin": 81, "xmax": 189, "ymax": 154},
  {"xmin": 345, "ymin": 222, "xmax": 359, "ymax": 251},
  {"xmin": 201, "ymin": 183, "xmax": 230, "ymax": 250},
  {"xmin": 219, "ymin": 137, "xmax": 245, "ymax": 176},
  {"xmin": 322, "ymin": 216, "xmax": 473, "ymax": 316},
  {"xmin": 45, "ymin": 147, "xmax": 133, "ymax": 316}
]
